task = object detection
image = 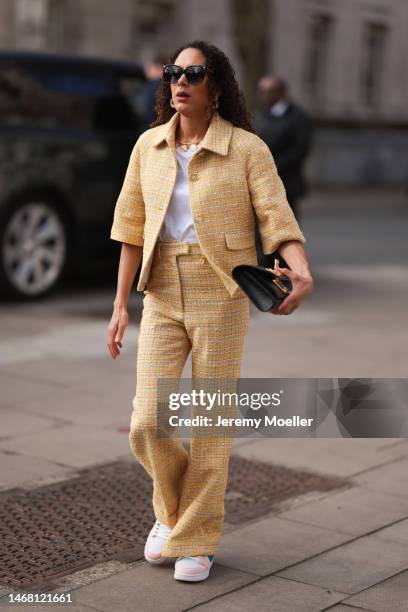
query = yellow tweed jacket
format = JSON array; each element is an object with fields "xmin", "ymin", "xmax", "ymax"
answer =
[{"xmin": 110, "ymin": 109, "xmax": 306, "ymax": 298}]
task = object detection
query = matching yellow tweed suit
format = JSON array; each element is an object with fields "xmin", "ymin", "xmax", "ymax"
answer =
[{"xmin": 110, "ymin": 109, "xmax": 306, "ymax": 557}]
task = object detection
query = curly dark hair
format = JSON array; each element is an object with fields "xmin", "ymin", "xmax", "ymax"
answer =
[{"xmin": 149, "ymin": 40, "xmax": 256, "ymax": 133}]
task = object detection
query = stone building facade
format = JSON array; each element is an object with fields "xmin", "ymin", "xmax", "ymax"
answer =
[{"xmin": 1, "ymin": 0, "xmax": 407, "ymax": 186}]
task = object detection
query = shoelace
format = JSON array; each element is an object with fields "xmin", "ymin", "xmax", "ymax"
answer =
[{"xmin": 152, "ymin": 520, "xmax": 172, "ymax": 539}]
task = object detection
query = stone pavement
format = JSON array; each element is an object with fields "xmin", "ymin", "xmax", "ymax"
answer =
[{"xmin": 1, "ymin": 188, "xmax": 408, "ymax": 611}]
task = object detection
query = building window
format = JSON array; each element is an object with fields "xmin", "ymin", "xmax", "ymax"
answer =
[
  {"xmin": 304, "ymin": 13, "xmax": 333, "ymax": 102},
  {"xmin": 47, "ymin": 0, "xmax": 66, "ymax": 49},
  {"xmin": 132, "ymin": 0, "xmax": 176, "ymax": 39},
  {"xmin": 15, "ymin": 0, "xmax": 48, "ymax": 49},
  {"xmin": 361, "ymin": 21, "xmax": 388, "ymax": 108}
]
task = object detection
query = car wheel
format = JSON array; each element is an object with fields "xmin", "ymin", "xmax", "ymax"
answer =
[{"xmin": 0, "ymin": 197, "xmax": 71, "ymax": 300}]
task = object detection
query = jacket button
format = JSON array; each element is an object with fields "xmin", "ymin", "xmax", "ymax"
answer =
[
  {"xmin": 195, "ymin": 213, "xmax": 203, "ymax": 221},
  {"xmin": 190, "ymin": 173, "xmax": 199, "ymax": 181}
]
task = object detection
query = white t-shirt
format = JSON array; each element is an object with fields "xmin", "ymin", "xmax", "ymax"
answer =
[
  {"xmin": 270, "ymin": 99, "xmax": 289, "ymax": 117},
  {"xmin": 159, "ymin": 145, "xmax": 199, "ymax": 242}
]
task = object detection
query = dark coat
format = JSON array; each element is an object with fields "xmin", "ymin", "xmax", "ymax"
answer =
[{"xmin": 253, "ymin": 102, "xmax": 313, "ymax": 201}]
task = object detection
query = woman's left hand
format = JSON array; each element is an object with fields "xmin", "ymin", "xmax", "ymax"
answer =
[{"xmin": 269, "ymin": 265, "xmax": 314, "ymax": 315}]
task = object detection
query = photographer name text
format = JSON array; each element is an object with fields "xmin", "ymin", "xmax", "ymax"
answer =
[{"xmin": 168, "ymin": 415, "xmax": 314, "ymax": 429}]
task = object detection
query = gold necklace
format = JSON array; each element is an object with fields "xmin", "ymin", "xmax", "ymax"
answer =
[{"xmin": 177, "ymin": 139, "xmax": 202, "ymax": 151}]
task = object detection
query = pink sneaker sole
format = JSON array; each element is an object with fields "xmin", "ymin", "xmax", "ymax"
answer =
[
  {"xmin": 174, "ymin": 558, "xmax": 214, "ymax": 581},
  {"xmin": 174, "ymin": 569, "xmax": 211, "ymax": 581},
  {"xmin": 144, "ymin": 549, "xmax": 166, "ymax": 564}
]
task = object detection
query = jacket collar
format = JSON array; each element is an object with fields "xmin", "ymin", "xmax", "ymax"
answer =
[{"xmin": 151, "ymin": 109, "xmax": 233, "ymax": 156}]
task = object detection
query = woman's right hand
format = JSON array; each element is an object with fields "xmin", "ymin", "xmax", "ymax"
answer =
[{"xmin": 107, "ymin": 305, "xmax": 129, "ymax": 359}]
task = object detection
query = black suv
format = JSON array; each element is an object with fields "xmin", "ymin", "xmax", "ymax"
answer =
[{"xmin": 0, "ymin": 50, "xmax": 150, "ymax": 299}]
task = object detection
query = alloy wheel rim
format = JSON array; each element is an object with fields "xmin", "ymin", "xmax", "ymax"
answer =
[{"xmin": 3, "ymin": 202, "xmax": 66, "ymax": 295}]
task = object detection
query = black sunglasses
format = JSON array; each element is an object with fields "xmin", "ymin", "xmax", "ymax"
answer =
[{"xmin": 162, "ymin": 64, "xmax": 208, "ymax": 85}]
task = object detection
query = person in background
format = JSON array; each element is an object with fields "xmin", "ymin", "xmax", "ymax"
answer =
[
  {"xmin": 254, "ymin": 75, "xmax": 313, "ymax": 267},
  {"xmin": 143, "ymin": 54, "xmax": 170, "ymax": 125}
]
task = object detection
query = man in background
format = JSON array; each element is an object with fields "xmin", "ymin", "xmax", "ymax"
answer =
[{"xmin": 254, "ymin": 75, "xmax": 313, "ymax": 266}]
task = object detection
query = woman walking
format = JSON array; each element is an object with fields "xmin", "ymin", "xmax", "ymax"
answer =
[{"xmin": 107, "ymin": 40, "xmax": 313, "ymax": 582}]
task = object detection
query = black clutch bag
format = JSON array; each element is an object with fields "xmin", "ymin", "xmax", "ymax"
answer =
[{"xmin": 232, "ymin": 258, "xmax": 292, "ymax": 312}]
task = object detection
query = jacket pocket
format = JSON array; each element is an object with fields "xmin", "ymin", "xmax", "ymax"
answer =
[{"xmin": 224, "ymin": 231, "xmax": 254, "ymax": 250}]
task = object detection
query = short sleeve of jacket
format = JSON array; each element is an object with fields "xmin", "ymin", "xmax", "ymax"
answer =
[
  {"xmin": 110, "ymin": 136, "xmax": 145, "ymax": 246},
  {"xmin": 246, "ymin": 136, "xmax": 306, "ymax": 254}
]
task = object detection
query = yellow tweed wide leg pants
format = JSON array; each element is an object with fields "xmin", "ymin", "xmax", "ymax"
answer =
[{"xmin": 129, "ymin": 238, "xmax": 250, "ymax": 557}]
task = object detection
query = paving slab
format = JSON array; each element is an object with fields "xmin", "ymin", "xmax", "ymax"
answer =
[
  {"xmin": 352, "ymin": 455, "xmax": 408, "ymax": 499},
  {"xmin": 371, "ymin": 518, "xmax": 408, "ymax": 547},
  {"xmin": 343, "ymin": 569, "xmax": 408, "ymax": 612},
  {"xmin": 0, "ymin": 320, "xmax": 136, "ymax": 366},
  {"xmin": 1, "ymin": 354, "xmax": 137, "ymax": 388},
  {"xmin": 232, "ymin": 437, "xmax": 408, "ymax": 478},
  {"xmin": 189, "ymin": 574, "xmax": 347, "ymax": 611},
  {"xmin": 73, "ymin": 560, "xmax": 258, "ymax": 612},
  {"xmin": 319, "ymin": 606, "xmax": 375, "ymax": 611},
  {"xmin": 0, "ymin": 309, "xmax": 70, "ymax": 340},
  {"xmin": 242, "ymin": 315, "xmax": 408, "ymax": 378},
  {"xmin": 214, "ymin": 514, "xmax": 351, "ymax": 576},
  {"xmin": 0, "ymin": 405, "xmax": 64, "ymax": 438},
  {"xmin": 6, "ymin": 380, "xmax": 136, "ymax": 429},
  {"xmin": 0, "ymin": 603, "xmax": 100, "ymax": 612},
  {"xmin": 0, "ymin": 451, "xmax": 76, "ymax": 490},
  {"xmin": 277, "ymin": 533, "xmax": 408, "ymax": 594},
  {"xmin": 0, "ymin": 372, "xmax": 59, "ymax": 405},
  {"xmin": 277, "ymin": 485, "xmax": 408, "ymax": 536},
  {"xmin": 0, "ymin": 424, "xmax": 129, "ymax": 469}
]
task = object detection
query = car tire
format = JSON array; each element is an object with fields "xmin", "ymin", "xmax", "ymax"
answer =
[{"xmin": 0, "ymin": 194, "xmax": 73, "ymax": 301}]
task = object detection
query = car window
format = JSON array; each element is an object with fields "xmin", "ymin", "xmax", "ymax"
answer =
[
  {"xmin": 0, "ymin": 59, "xmax": 148, "ymax": 133},
  {"xmin": 119, "ymin": 76, "xmax": 150, "ymax": 124}
]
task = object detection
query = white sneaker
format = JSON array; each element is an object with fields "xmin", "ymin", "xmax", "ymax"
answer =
[
  {"xmin": 174, "ymin": 555, "xmax": 215, "ymax": 581},
  {"xmin": 144, "ymin": 519, "xmax": 172, "ymax": 564}
]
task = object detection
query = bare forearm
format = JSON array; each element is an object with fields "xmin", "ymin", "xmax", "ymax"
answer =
[
  {"xmin": 278, "ymin": 240, "xmax": 312, "ymax": 278},
  {"xmin": 113, "ymin": 243, "xmax": 143, "ymax": 308}
]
